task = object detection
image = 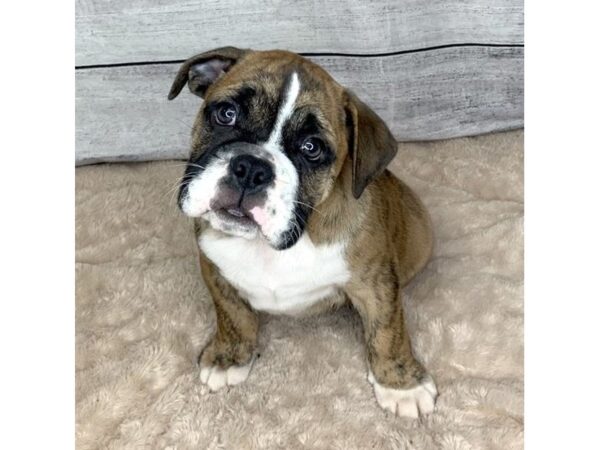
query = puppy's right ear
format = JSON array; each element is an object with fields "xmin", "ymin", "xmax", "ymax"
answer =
[{"xmin": 168, "ymin": 47, "xmax": 250, "ymax": 100}]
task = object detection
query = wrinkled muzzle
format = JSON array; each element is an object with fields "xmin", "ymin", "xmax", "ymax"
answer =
[{"xmin": 178, "ymin": 142, "xmax": 303, "ymax": 249}]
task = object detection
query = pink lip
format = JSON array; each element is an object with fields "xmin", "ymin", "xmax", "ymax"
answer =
[{"xmin": 249, "ymin": 206, "xmax": 267, "ymax": 227}]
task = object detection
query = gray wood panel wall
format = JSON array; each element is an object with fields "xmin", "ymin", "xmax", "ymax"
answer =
[
  {"xmin": 75, "ymin": 0, "xmax": 524, "ymax": 165},
  {"xmin": 76, "ymin": 0, "xmax": 523, "ymax": 65}
]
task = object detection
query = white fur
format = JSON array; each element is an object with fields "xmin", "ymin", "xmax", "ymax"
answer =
[
  {"xmin": 265, "ymin": 72, "xmax": 301, "ymax": 151},
  {"xmin": 259, "ymin": 72, "xmax": 301, "ymax": 246},
  {"xmin": 255, "ymin": 147, "xmax": 299, "ymax": 246},
  {"xmin": 200, "ymin": 358, "xmax": 255, "ymax": 391},
  {"xmin": 181, "ymin": 158, "xmax": 229, "ymax": 217},
  {"xmin": 368, "ymin": 370, "xmax": 438, "ymax": 418},
  {"xmin": 199, "ymin": 229, "xmax": 350, "ymax": 315}
]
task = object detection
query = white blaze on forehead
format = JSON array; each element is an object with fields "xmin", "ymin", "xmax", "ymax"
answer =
[
  {"xmin": 265, "ymin": 72, "xmax": 301, "ymax": 152},
  {"xmin": 255, "ymin": 71, "xmax": 302, "ymax": 247}
]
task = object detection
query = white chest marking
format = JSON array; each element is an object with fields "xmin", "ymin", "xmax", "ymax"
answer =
[{"xmin": 199, "ymin": 230, "xmax": 350, "ymax": 315}]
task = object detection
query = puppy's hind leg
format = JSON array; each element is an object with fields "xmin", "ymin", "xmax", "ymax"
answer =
[{"xmin": 345, "ymin": 271, "xmax": 437, "ymax": 418}]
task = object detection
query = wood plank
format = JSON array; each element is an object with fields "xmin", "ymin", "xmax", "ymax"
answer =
[
  {"xmin": 76, "ymin": 0, "xmax": 523, "ymax": 66},
  {"xmin": 76, "ymin": 46, "xmax": 523, "ymax": 165}
]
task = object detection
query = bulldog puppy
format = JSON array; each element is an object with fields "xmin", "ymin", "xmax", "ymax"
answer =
[{"xmin": 169, "ymin": 47, "xmax": 437, "ymax": 418}]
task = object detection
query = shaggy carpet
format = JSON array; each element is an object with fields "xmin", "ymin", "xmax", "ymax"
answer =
[{"xmin": 76, "ymin": 130, "xmax": 523, "ymax": 449}]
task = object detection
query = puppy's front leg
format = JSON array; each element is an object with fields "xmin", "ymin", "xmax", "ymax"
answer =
[
  {"xmin": 198, "ymin": 252, "xmax": 259, "ymax": 391},
  {"xmin": 345, "ymin": 277, "xmax": 437, "ymax": 418}
]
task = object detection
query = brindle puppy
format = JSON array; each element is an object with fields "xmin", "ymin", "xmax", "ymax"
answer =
[{"xmin": 169, "ymin": 47, "xmax": 436, "ymax": 418}]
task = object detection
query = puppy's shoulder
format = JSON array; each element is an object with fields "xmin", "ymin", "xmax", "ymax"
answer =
[{"xmin": 370, "ymin": 170, "xmax": 429, "ymax": 219}]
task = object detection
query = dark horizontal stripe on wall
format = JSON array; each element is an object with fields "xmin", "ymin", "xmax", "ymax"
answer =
[{"xmin": 75, "ymin": 42, "xmax": 524, "ymax": 70}]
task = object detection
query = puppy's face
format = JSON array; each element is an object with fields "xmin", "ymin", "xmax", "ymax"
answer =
[{"xmin": 169, "ymin": 48, "xmax": 397, "ymax": 250}]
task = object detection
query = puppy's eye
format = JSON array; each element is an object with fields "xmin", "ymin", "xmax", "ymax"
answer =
[
  {"xmin": 300, "ymin": 137, "xmax": 323, "ymax": 161},
  {"xmin": 214, "ymin": 103, "xmax": 237, "ymax": 126}
]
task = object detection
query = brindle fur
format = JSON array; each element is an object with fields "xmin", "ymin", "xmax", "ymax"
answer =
[
  {"xmin": 173, "ymin": 48, "xmax": 433, "ymax": 391},
  {"xmin": 198, "ymin": 250, "xmax": 258, "ymax": 369}
]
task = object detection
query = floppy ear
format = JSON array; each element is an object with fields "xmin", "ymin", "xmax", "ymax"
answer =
[
  {"xmin": 168, "ymin": 46, "xmax": 250, "ymax": 100},
  {"xmin": 344, "ymin": 91, "xmax": 398, "ymax": 199}
]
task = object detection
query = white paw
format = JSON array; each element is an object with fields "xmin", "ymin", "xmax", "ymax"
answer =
[
  {"xmin": 199, "ymin": 358, "xmax": 254, "ymax": 392},
  {"xmin": 368, "ymin": 370, "xmax": 438, "ymax": 418}
]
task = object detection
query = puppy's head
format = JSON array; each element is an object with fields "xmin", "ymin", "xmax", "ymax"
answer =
[{"xmin": 169, "ymin": 47, "xmax": 396, "ymax": 250}]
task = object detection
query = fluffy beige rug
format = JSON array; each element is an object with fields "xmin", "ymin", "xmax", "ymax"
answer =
[{"xmin": 76, "ymin": 130, "xmax": 523, "ymax": 450}]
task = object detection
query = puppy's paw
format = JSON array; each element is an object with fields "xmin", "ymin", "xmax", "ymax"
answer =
[
  {"xmin": 368, "ymin": 370, "xmax": 438, "ymax": 418},
  {"xmin": 199, "ymin": 358, "xmax": 254, "ymax": 392}
]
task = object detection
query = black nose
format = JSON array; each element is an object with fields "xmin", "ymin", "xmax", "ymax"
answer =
[{"xmin": 229, "ymin": 154, "xmax": 275, "ymax": 193}]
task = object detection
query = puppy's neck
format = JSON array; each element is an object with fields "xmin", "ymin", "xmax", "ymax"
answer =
[{"xmin": 306, "ymin": 161, "xmax": 370, "ymax": 246}]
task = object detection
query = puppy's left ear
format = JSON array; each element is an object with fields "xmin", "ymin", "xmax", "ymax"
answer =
[
  {"xmin": 168, "ymin": 46, "xmax": 250, "ymax": 100},
  {"xmin": 344, "ymin": 91, "xmax": 398, "ymax": 199}
]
